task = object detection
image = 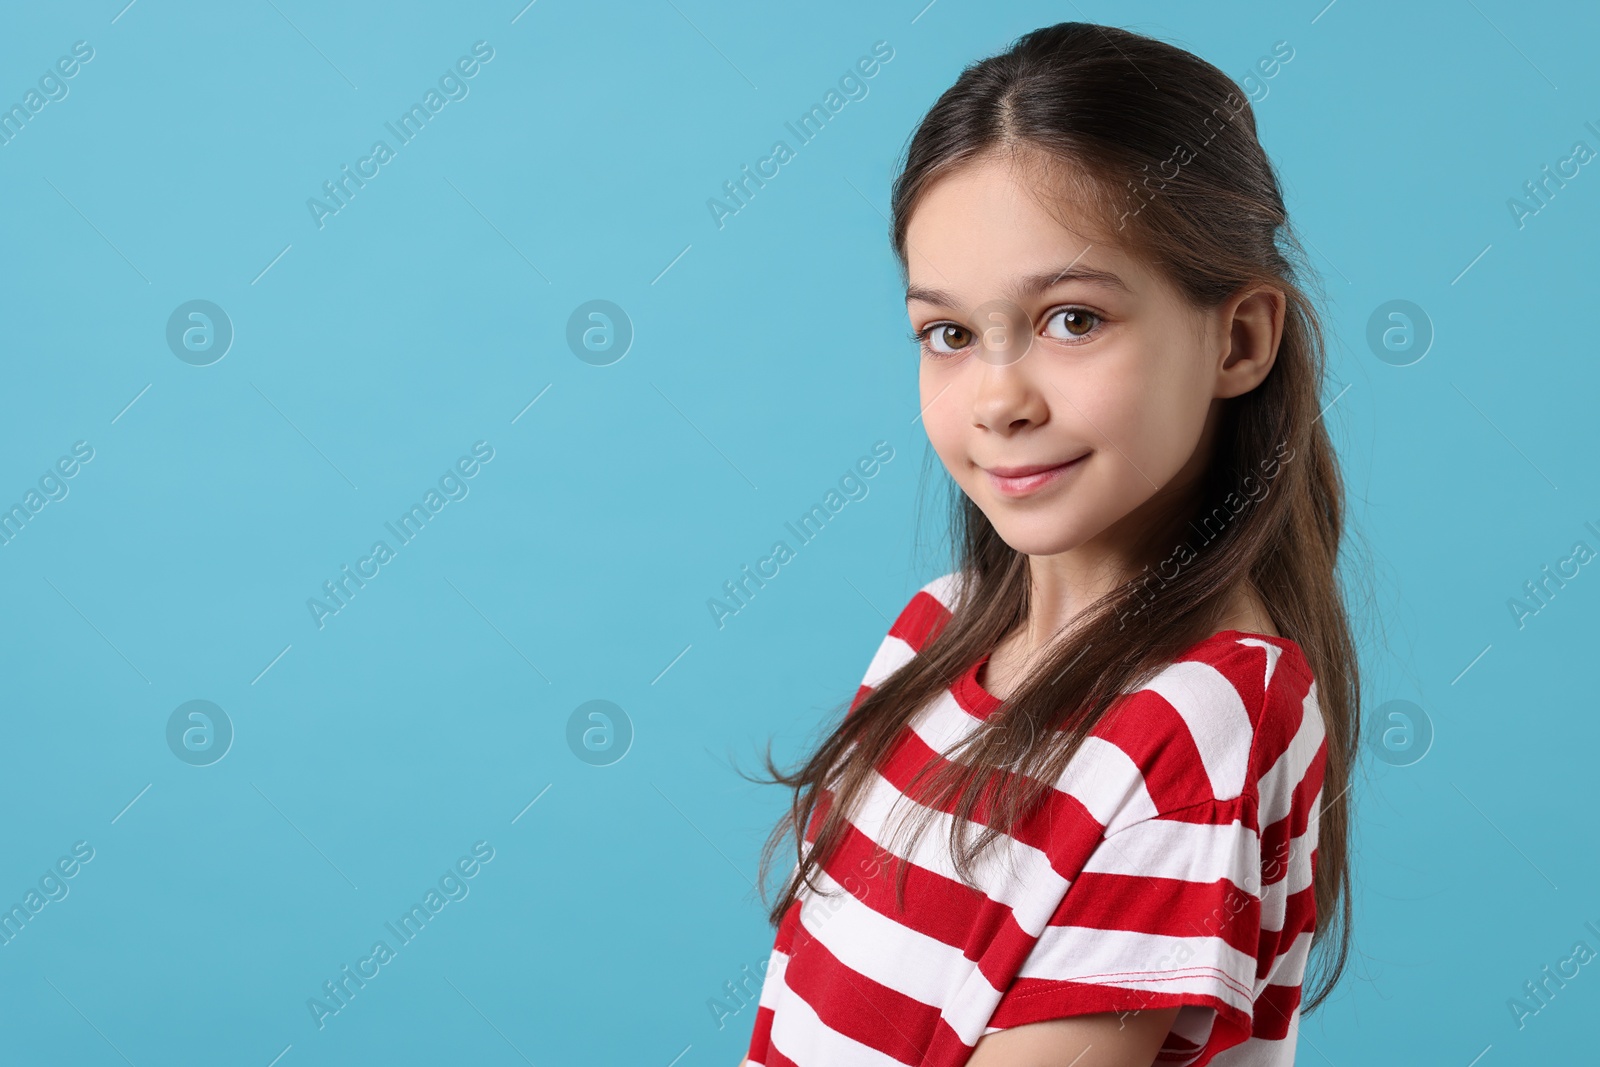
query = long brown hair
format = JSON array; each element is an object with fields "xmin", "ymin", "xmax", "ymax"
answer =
[{"xmin": 753, "ymin": 21, "xmax": 1360, "ymax": 1015}]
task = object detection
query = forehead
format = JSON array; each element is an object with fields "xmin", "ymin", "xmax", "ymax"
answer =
[{"xmin": 903, "ymin": 154, "xmax": 1142, "ymax": 305}]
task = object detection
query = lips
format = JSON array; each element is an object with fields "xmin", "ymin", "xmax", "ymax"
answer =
[
  {"xmin": 983, "ymin": 454, "xmax": 1089, "ymax": 497},
  {"xmin": 985, "ymin": 460, "xmax": 1077, "ymax": 478}
]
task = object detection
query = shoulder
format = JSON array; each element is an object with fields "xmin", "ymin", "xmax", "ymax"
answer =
[
  {"xmin": 896, "ymin": 570, "xmax": 966, "ymax": 646},
  {"xmin": 1090, "ymin": 631, "xmax": 1321, "ymax": 827},
  {"xmin": 856, "ymin": 571, "xmax": 965, "ymax": 691}
]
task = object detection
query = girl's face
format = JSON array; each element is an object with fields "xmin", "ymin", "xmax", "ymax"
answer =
[{"xmin": 905, "ymin": 153, "xmax": 1278, "ymax": 570}]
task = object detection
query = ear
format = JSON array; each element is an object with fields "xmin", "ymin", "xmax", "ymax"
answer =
[{"xmin": 1214, "ymin": 285, "xmax": 1286, "ymax": 399}]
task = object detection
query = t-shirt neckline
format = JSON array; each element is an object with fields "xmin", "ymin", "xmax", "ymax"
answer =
[{"xmin": 954, "ymin": 629, "xmax": 1299, "ymax": 720}]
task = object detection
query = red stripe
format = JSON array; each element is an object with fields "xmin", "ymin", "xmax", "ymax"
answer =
[
  {"xmin": 873, "ymin": 699, "xmax": 1256, "ymax": 872},
  {"xmin": 1287, "ymin": 738, "xmax": 1328, "ymax": 839},
  {"xmin": 1096, "ymin": 688, "xmax": 1225, "ymax": 814},
  {"xmin": 1260, "ymin": 745, "xmax": 1326, "ymax": 888},
  {"xmin": 1248, "ymin": 649, "xmax": 1316, "ymax": 773},
  {"xmin": 1155, "ymin": 1026, "xmax": 1204, "ymax": 1063},
  {"xmin": 1250, "ymin": 980, "xmax": 1303, "ymax": 1039},
  {"xmin": 989, "ymin": 976, "xmax": 1251, "ymax": 1054},
  {"xmin": 772, "ymin": 897, "xmax": 801, "ymax": 957},
  {"xmin": 1255, "ymin": 883, "xmax": 1315, "ymax": 982},
  {"xmin": 889, "ymin": 589, "xmax": 952, "ymax": 653},
  {"xmin": 950, "ymin": 654, "xmax": 999, "ymax": 718},
  {"xmin": 761, "ymin": 1047, "xmax": 800, "ymax": 1067},
  {"xmin": 873, "ymin": 719, "xmax": 1107, "ymax": 863},
  {"xmin": 747, "ymin": 1004, "xmax": 777, "ymax": 1064},
  {"xmin": 822, "ymin": 821, "xmax": 986, "ymax": 948},
  {"xmin": 779, "ymin": 922, "xmax": 942, "ymax": 1062},
  {"xmin": 1258, "ymin": 812, "xmax": 1293, "ymax": 890},
  {"xmin": 1046, "ymin": 870, "xmax": 1261, "ymax": 958},
  {"xmin": 921, "ymin": 1018, "xmax": 984, "ymax": 1064},
  {"xmin": 814, "ymin": 820, "xmax": 1046, "ymax": 993}
]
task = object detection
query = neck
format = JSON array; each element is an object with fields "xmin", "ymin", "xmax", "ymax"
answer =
[
  {"xmin": 1014, "ymin": 460, "xmax": 1210, "ymax": 659},
  {"xmin": 1019, "ymin": 547, "xmax": 1134, "ymax": 654}
]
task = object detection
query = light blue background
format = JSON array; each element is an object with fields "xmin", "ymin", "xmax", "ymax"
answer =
[{"xmin": 0, "ymin": 0, "xmax": 1595, "ymax": 1063}]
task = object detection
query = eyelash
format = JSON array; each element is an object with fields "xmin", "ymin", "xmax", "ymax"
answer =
[{"xmin": 908, "ymin": 306, "xmax": 1106, "ymax": 358}]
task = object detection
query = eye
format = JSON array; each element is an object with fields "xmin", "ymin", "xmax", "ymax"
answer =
[
  {"xmin": 911, "ymin": 322, "xmax": 975, "ymax": 357},
  {"xmin": 1043, "ymin": 306, "xmax": 1102, "ymax": 341}
]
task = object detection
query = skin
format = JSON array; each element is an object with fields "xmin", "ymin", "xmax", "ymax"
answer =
[
  {"xmin": 906, "ymin": 151, "xmax": 1284, "ymax": 710},
  {"xmin": 738, "ymin": 152, "xmax": 1285, "ymax": 1067}
]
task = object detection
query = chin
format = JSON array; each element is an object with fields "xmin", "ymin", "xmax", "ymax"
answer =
[{"xmin": 982, "ymin": 512, "xmax": 1094, "ymax": 557}]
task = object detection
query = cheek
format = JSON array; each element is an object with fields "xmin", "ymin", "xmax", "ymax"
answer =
[
  {"xmin": 919, "ymin": 397, "xmax": 960, "ymax": 464},
  {"xmin": 1077, "ymin": 358, "xmax": 1207, "ymax": 488},
  {"xmin": 918, "ymin": 369, "xmax": 977, "ymax": 479},
  {"xmin": 918, "ymin": 366, "xmax": 953, "ymax": 438},
  {"xmin": 1129, "ymin": 390, "xmax": 1200, "ymax": 468}
]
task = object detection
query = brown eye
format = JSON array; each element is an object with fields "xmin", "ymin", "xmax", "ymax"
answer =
[
  {"xmin": 926, "ymin": 324, "xmax": 974, "ymax": 355},
  {"xmin": 1045, "ymin": 307, "xmax": 1101, "ymax": 340}
]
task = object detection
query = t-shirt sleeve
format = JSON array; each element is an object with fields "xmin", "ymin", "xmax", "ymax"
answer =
[
  {"xmin": 984, "ymin": 641, "xmax": 1326, "ymax": 1063},
  {"xmin": 987, "ymin": 798, "xmax": 1264, "ymax": 1050}
]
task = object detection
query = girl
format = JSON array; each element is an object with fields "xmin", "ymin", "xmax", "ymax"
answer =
[{"xmin": 741, "ymin": 20, "xmax": 1357, "ymax": 1067}]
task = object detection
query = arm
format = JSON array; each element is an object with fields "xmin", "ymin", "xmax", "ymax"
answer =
[{"xmin": 965, "ymin": 1007, "xmax": 1181, "ymax": 1067}]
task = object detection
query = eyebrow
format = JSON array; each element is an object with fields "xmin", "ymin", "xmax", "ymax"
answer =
[{"xmin": 904, "ymin": 264, "xmax": 1132, "ymax": 306}]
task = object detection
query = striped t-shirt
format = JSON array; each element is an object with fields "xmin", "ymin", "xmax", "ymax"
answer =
[{"xmin": 745, "ymin": 572, "xmax": 1327, "ymax": 1066}]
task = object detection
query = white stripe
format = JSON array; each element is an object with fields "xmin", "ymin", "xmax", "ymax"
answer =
[
  {"xmin": 1283, "ymin": 821, "xmax": 1316, "ymax": 897},
  {"xmin": 1141, "ymin": 660, "xmax": 1255, "ymax": 800},
  {"xmin": 1258, "ymin": 824, "xmax": 1317, "ymax": 933},
  {"xmin": 756, "ymin": 948, "xmax": 790, "ymax": 1016},
  {"xmin": 860, "ymin": 632, "xmax": 915, "ymax": 690},
  {"xmin": 846, "ymin": 764, "xmax": 1069, "ymax": 936},
  {"xmin": 918, "ymin": 571, "xmax": 964, "ymax": 612},
  {"xmin": 795, "ymin": 866, "xmax": 993, "ymax": 1014},
  {"xmin": 942, "ymin": 963, "xmax": 1009, "ymax": 1045},
  {"xmin": 1015, "ymin": 923, "xmax": 1257, "ymax": 1015},
  {"xmin": 1238, "ymin": 636, "xmax": 1283, "ymax": 693},
  {"xmin": 1258, "ymin": 682, "xmax": 1325, "ymax": 831},
  {"xmin": 1083, "ymin": 817, "xmax": 1259, "ymax": 892},
  {"xmin": 904, "ymin": 687, "xmax": 985, "ymax": 749},
  {"xmin": 908, "ymin": 688, "xmax": 1161, "ymax": 833},
  {"xmin": 786, "ymin": 858, "xmax": 1017, "ymax": 1044},
  {"xmin": 1256, "ymin": 929, "xmax": 1314, "ymax": 1001},
  {"xmin": 1302, "ymin": 786, "xmax": 1322, "ymax": 859},
  {"xmin": 1053, "ymin": 734, "xmax": 1161, "ymax": 833}
]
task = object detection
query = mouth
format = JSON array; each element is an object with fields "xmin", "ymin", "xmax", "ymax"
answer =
[{"xmin": 983, "ymin": 454, "xmax": 1090, "ymax": 497}]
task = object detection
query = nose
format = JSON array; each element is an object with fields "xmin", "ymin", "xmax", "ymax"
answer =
[{"xmin": 971, "ymin": 357, "xmax": 1048, "ymax": 435}]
